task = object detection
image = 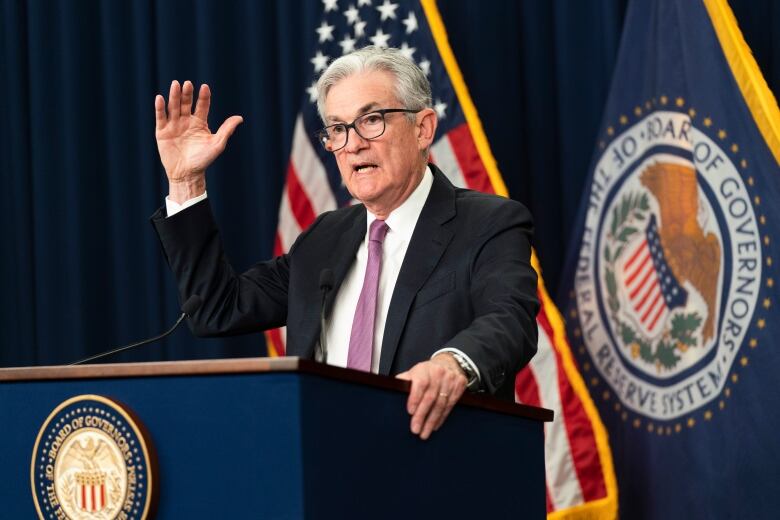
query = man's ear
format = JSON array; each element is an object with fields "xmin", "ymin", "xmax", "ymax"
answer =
[{"xmin": 416, "ymin": 108, "xmax": 438, "ymax": 150}]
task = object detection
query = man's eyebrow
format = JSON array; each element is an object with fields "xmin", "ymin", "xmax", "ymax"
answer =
[{"xmin": 326, "ymin": 102, "xmax": 381, "ymax": 124}]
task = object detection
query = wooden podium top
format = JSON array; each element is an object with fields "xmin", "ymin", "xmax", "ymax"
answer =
[{"xmin": 0, "ymin": 356, "xmax": 553, "ymax": 422}]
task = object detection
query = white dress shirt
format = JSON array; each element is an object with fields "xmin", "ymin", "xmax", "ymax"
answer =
[
  {"xmin": 324, "ymin": 168, "xmax": 432, "ymax": 373},
  {"xmin": 165, "ymin": 166, "xmax": 480, "ymax": 381}
]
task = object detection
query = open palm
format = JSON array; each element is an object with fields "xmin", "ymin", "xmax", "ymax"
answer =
[{"xmin": 155, "ymin": 80, "xmax": 243, "ymax": 184}]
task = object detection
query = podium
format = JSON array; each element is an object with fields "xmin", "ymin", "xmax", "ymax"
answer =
[{"xmin": 0, "ymin": 357, "xmax": 552, "ymax": 518}]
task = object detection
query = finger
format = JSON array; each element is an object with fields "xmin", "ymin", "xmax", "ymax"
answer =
[
  {"xmin": 411, "ymin": 382, "xmax": 440, "ymax": 435},
  {"xmin": 154, "ymin": 95, "xmax": 167, "ymax": 130},
  {"xmin": 434, "ymin": 379, "xmax": 466, "ymax": 431},
  {"xmin": 215, "ymin": 115, "xmax": 244, "ymax": 149},
  {"xmin": 168, "ymin": 80, "xmax": 181, "ymax": 120},
  {"xmin": 395, "ymin": 371, "xmax": 412, "ymax": 381},
  {"xmin": 405, "ymin": 368, "xmax": 429, "ymax": 415},
  {"xmin": 418, "ymin": 389, "xmax": 448, "ymax": 439},
  {"xmin": 193, "ymin": 84, "xmax": 211, "ymax": 121},
  {"xmin": 425, "ymin": 368, "xmax": 462, "ymax": 434},
  {"xmin": 180, "ymin": 80, "xmax": 194, "ymax": 116}
]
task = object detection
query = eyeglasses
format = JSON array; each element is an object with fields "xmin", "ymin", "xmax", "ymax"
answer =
[{"xmin": 315, "ymin": 108, "xmax": 422, "ymax": 152}]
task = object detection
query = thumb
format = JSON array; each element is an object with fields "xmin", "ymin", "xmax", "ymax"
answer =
[{"xmin": 215, "ymin": 115, "xmax": 244, "ymax": 147}]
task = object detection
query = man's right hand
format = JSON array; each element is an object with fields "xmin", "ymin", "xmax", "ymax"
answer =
[{"xmin": 155, "ymin": 80, "xmax": 243, "ymax": 203}]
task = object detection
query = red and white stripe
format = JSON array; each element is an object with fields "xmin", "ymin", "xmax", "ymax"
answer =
[
  {"xmin": 269, "ymin": 116, "xmax": 338, "ymax": 355},
  {"xmin": 430, "ymin": 134, "xmax": 468, "ymax": 188},
  {"xmin": 516, "ymin": 296, "xmax": 608, "ymax": 514},
  {"xmin": 623, "ymin": 239, "xmax": 667, "ymax": 334},
  {"xmin": 430, "ymin": 123, "xmax": 495, "ymax": 193},
  {"xmin": 77, "ymin": 481, "xmax": 106, "ymax": 512},
  {"xmin": 275, "ymin": 115, "xmax": 337, "ymax": 256}
]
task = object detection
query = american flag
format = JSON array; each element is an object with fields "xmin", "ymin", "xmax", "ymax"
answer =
[
  {"xmin": 622, "ymin": 215, "xmax": 687, "ymax": 335},
  {"xmin": 270, "ymin": 1, "xmax": 616, "ymax": 517}
]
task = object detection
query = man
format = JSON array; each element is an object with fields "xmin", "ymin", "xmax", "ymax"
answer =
[{"xmin": 152, "ymin": 47, "xmax": 538, "ymax": 440}]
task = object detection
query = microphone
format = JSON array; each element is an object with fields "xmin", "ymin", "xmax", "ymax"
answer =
[
  {"xmin": 315, "ymin": 269, "xmax": 334, "ymax": 363},
  {"xmin": 70, "ymin": 295, "xmax": 203, "ymax": 366}
]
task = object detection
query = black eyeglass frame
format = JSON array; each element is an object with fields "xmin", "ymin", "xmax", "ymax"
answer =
[{"xmin": 315, "ymin": 108, "xmax": 423, "ymax": 152}]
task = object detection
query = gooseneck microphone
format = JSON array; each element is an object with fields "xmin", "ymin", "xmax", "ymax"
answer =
[
  {"xmin": 315, "ymin": 269, "xmax": 334, "ymax": 363},
  {"xmin": 70, "ymin": 295, "xmax": 203, "ymax": 366}
]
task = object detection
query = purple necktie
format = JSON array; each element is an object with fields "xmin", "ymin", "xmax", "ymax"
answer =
[{"xmin": 347, "ymin": 219, "xmax": 389, "ymax": 372}]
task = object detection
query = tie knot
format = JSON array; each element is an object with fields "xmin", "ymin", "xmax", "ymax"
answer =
[{"xmin": 369, "ymin": 219, "xmax": 389, "ymax": 243}]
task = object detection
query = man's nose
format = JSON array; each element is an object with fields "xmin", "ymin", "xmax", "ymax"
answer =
[{"xmin": 343, "ymin": 127, "xmax": 368, "ymax": 153}]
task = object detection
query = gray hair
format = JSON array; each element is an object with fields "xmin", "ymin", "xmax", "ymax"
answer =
[{"xmin": 316, "ymin": 46, "xmax": 432, "ymax": 122}]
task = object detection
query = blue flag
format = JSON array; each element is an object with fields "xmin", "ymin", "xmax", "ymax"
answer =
[{"xmin": 559, "ymin": 0, "xmax": 780, "ymax": 517}]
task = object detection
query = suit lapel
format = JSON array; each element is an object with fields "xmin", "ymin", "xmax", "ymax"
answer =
[
  {"xmin": 325, "ymin": 208, "xmax": 366, "ymax": 317},
  {"xmin": 378, "ymin": 168, "xmax": 456, "ymax": 374},
  {"xmin": 297, "ymin": 207, "xmax": 365, "ymax": 359}
]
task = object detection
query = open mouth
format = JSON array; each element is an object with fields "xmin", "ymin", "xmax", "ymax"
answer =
[{"xmin": 353, "ymin": 163, "xmax": 378, "ymax": 173}]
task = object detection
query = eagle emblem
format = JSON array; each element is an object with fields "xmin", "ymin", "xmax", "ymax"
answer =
[
  {"xmin": 31, "ymin": 395, "xmax": 153, "ymax": 520},
  {"xmin": 573, "ymin": 108, "xmax": 763, "ymax": 422}
]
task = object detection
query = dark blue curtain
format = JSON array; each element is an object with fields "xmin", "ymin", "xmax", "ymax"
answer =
[{"xmin": 1, "ymin": 0, "xmax": 778, "ymax": 367}]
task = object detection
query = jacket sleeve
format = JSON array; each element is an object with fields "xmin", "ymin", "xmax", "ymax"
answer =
[
  {"xmin": 151, "ymin": 199, "xmax": 292, "ymax": 337},
  {"xmin": 445, "ymin": 200, "xmax": 539, "ymax": 395}
]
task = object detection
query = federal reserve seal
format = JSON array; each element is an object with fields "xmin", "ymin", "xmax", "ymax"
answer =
[
  {"xmin": 574, "ymin": 105, "xmax": 766, "ymax": 424},
  {"xmin": 31, "ymin": 395, "xmax": 154, "ymax": 520}
]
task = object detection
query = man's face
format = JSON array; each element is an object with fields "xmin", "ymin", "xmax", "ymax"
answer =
[{"xmin": 323, "ymin": 70, "xmax": 435, "ymax": 215}]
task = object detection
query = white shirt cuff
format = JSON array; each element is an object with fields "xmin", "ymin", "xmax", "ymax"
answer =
[
  {"xmin": 165, "ymin": 191, "xmax": 208, "ymax": 217},
  {"xmin": 432, "ymin": 347, "xmax": 482, "ymax": 383}
]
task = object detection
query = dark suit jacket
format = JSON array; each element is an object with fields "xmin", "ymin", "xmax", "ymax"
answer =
[{"xmin": 152, "ymin": 165, "xmax": 539, "ymax": 400}]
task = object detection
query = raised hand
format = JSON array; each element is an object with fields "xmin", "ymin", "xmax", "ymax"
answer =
[{"xmin": 155, "ymin": 80, "xmax": 243, "ymax": 203}]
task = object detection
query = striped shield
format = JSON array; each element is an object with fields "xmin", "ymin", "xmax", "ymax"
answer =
[
  {"xmin": 75, "ymin": 471, "xmax": 107, "ymax": 512},
  {"xmin": 621, "ymin": 215, "xmax": 688, "ymax": 336}
]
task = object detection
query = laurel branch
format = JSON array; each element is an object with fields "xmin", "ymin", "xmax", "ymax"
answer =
[{"xmin": 60, "ymin": 473, "xmax": 76, "ymax": 510}]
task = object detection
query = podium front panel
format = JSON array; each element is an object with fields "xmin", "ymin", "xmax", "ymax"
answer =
[{"xmin": 1, "ymin": 361, "xmax": 547, "ymax": 518}]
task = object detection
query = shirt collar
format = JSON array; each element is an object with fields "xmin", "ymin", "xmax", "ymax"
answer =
[{"xmin": 366, "ymin": 165, "xmax": 433, "ymax": 242}]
